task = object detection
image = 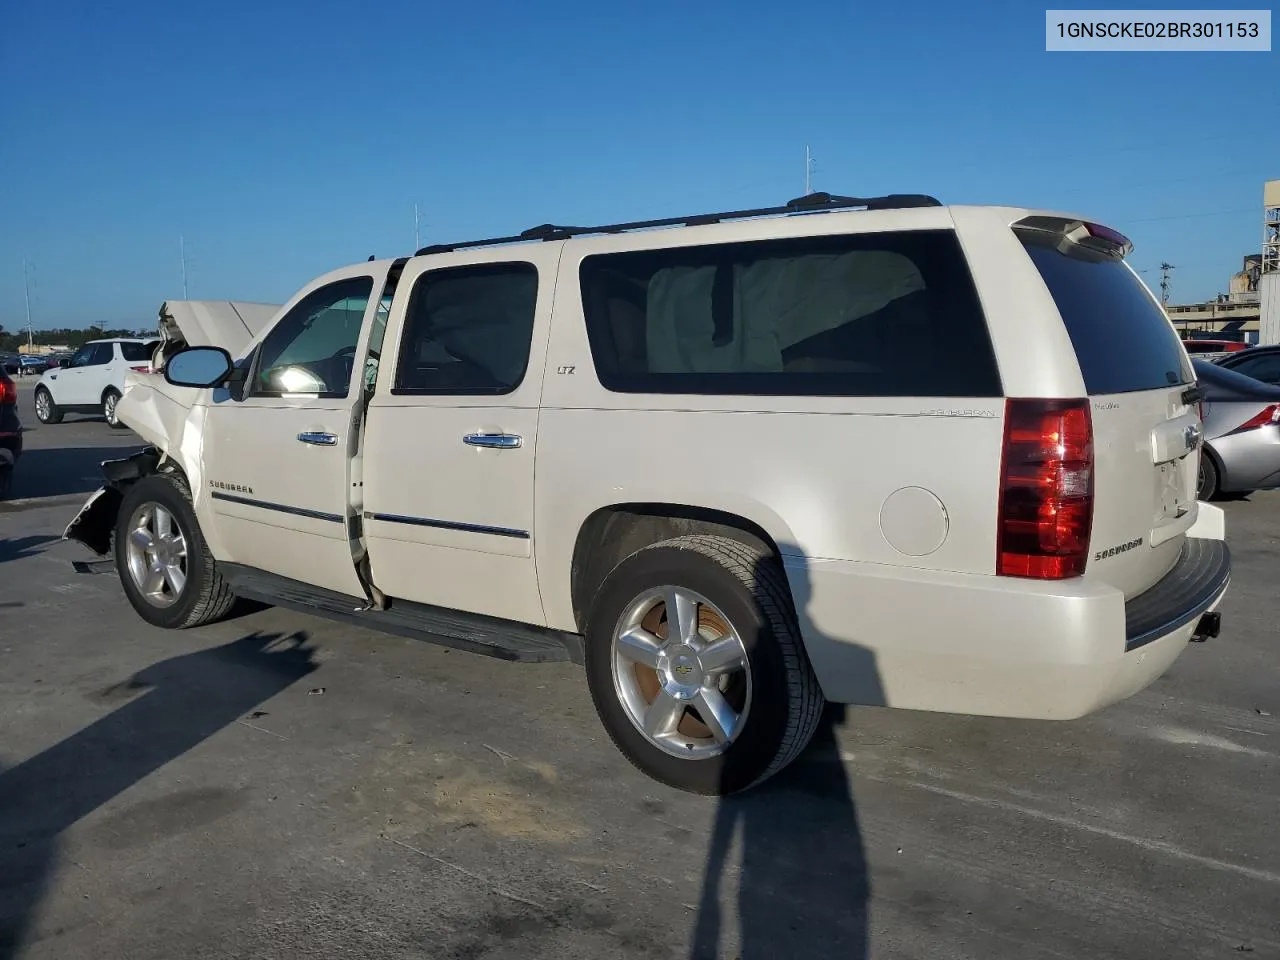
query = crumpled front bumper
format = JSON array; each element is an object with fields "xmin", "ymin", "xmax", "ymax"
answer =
[{"xmin": 62, "ymin": 448, "xmax": 162, "ymax": 555}]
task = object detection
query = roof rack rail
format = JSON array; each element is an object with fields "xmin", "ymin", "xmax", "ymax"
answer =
[{"xmin": 412, "ymin": 191, "xmax": 942, "ymax": 257}]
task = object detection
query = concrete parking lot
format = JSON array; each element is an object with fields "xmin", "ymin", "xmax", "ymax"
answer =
[{"xmin": 1, "ymin": 377, "xmax": 1277, "ymax": 960}]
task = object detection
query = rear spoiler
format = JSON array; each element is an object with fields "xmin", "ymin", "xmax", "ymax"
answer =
[{"xmin": 1013, "ymin": 215, "xmax": 1133, "ymax": 261}]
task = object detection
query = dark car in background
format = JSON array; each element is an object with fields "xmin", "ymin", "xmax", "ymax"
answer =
[
  {"xmin": 1213, "ymin": 343, "xmax": 1280, "ymax": 385},
  {"xmin": 17, "ymin": 354, "xmax": 49, "ymax": 376},
  {"xmin": 0, "ymin": 369, "xmax": 22, "ymax": 497}
]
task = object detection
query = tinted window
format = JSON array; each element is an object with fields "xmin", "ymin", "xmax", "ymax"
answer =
[
  {"xmin": 120, "ymin": 341, "xmax": 160, "ymax": 362},
  {"xmin": 253, "ymin": 276, "xmax": 373, "ymax": 396},
  {"xmin": 393, "ymin": 263, "xmax": 538, "ymax": 395},
  {"xmin": 87, "ymin": 343, "xmax": 113, "ymax": 365},
  {"xmin": 1222, "ymin": 351, "xmax": 1280, "ymax": 385},
  {"xmin": 1019, "ymin": 238, "xmax": 1191, "ymax": 394},
  {"xmin": 69, "ymin": 345, "xmax": 94, "ymax": 367},
  {"xmin": 579, "ymin": 230, "xmax": 1001, "ymax": 397}
]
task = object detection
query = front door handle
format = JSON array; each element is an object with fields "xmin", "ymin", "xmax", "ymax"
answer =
[
  {"xmin": 297, "ymin": 431, "xmax": 338, "ymax": 446},
  {"xmin": 463, "ymin": 433, "xmax": 522, "ymax": 449}
]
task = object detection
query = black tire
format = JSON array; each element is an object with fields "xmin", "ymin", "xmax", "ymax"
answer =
[
  {"xmin": 0, "ymin": 466, "xmax": 11, "ymax": 499},
  {"xmin": 1197, "ymin": 452, "xmax": 1220, "ymax": 501},
  {"xmin": 33, "ymin": 386, "xmax": 62, "ymax": 424},
  {"xmin": 114, "ymin": 472, "xmax": 236, "ymax": 629},
  {"xmin": 584, "ymin": 534, "xmax": 825, "ymax": 796},
  {"xmin": 102, "ymin": 388, "xmax": 126, "ymax": 429}
]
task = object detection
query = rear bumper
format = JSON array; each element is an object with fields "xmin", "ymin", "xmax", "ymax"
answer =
[
  {"xmin": 787, "ymin": 507, "xmax": 1229, "ymax": 720},
  {"xmin": 1124, "ymin": 538, "xmax": 1229, "ymax": 650}
]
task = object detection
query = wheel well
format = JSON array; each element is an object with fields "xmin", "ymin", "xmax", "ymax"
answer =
[
  {"xmin": 569, "ymin": 504, "xmax": 783, "ymax": 632},
  {"xmin": 101, "ymin": 385, "xmax": 122, "ymax": 402}
]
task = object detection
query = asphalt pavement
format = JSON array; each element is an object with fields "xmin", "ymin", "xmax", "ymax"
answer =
[{"xmin": 1, "ymin": 378, "xmax": 1278, "ymax": 960}]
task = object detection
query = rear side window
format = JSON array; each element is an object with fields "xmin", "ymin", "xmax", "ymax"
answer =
[
  {"xmin": 579, "ymin": 230, "xmax": 1001, "ymax": 397},
  {"xmin": 1019, "ymin": 237, "xmax": 1191, "ymax": 394},
  {"xmin": 119, "ymin": 341, "xmax": 159, "ymax": 362},
  {"xmin": 393, "ymin": 262, "xmax": 538, "ymax": 395}
]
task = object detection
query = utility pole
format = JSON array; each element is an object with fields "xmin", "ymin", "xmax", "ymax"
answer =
[
  {"xmin": 180, "ymin": 235, "xmax": 191, "ymax": 299},
  {"xmin": 22, "ymin": 258, "xmax": 33, "ymax": 353},
  {"xmin": 414, "ymin": 202, "xmax": 422, "ymax": 249},
  {"xmin": 1159, "ymin": 261, "xmax": 1175, "ymax": 307},
  {"xmin": 804, "ymin": 145, "xmax": 815, "ymax": 195}
]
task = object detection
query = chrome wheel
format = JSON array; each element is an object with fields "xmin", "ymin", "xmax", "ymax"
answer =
[
  {"xmin": 124, "ymin": 503, "xmax": 188, "ymax": 608},
  {"xmin": 35, "ymin": 390, "xmax": 50, "ymax": 421},
  {"xmin": 104, "ymin": 392, "xmax": 118, "ymax": 424},
  {"xmin": 611, "ymin": 586, "xmax": 752, "ymax": 759}
]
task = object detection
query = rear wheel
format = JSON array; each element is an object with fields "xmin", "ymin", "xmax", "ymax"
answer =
[
  {"xmin": 33, "ymin": 387, "xmax": 62, "ymax": 424},
  {"xmin": 115, "ymin": 473, "xmax": 236, "ymax": 629},
  {"xmin": 1197, "ymin": 453, "xmax": 1220, "ymax": 501},
  {"xmin": 102, "ymin": 389, "xmax": 125, "ymax": 428},
  {"xmin": 584, "ymin": 534, "xmax": 824, "ymax": 795}
]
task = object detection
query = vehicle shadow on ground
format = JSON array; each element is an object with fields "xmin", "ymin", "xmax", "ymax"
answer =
[
  {"xmin": 6, "ymin": 446, "xmax": 143, "ymax": 500},
  {"xmin": 689, "ymin": 550, "xmax": 882, "ymax": 960},
  {"xmin": 0, "ymin": 631, "xmax": 318, "ymax": 959},
  {"xmin": 0, "ymin": 536, "xmax": 59, "ymax": 565}
]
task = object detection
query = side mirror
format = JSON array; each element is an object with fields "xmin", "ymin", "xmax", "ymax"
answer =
[{"xmin": 164, "ymin": 346, "xmax": 234, "ymax": 389}]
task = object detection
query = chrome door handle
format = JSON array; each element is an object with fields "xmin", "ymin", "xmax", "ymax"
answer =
[
  {"xmin": 297, "ymin": 431, "xmax": 338, "ymax": 446},
  {"xmin": 463, "ymin": 433, "xmax": 522, "ymax": 449}
]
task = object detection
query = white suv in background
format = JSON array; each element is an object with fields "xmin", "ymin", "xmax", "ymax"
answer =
[{"xmin": 34, "ymin": 338, "xmax": 160, "ymax": 428}]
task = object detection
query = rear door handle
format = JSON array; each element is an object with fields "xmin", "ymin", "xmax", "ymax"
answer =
[
  {"xmin": 463, "ymin": 433, "xmax": 522, "ymax": 449},
  {"xmin": 297, "ymin": 431, "xmax": 338, "ymax": 446}
]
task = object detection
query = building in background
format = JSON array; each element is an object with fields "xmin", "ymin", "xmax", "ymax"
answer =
[
  {"xmin": 1261, "ymin": 180, "xmax": 1280, "ymax": 345},
  {"xmin": 1168, "ymin": 180, "xmax": 1279, "ymax": 345}
]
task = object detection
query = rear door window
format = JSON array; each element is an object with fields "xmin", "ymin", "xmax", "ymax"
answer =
[
  {"xmin": 1018, "ymin": 237, "xmax": 1191, "ymax": 394},
  {"xmin": 119, "ymin": 341, "xmax": 160, "ymax": 362}
]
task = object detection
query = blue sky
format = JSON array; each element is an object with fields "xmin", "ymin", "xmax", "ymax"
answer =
[{"xmin": 1, "ymin": 0, "xmax": 1275, "ymax": 330}]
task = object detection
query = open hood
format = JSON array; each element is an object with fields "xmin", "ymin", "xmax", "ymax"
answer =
[{"xmin": 157, "ymin": 300, "xmax": 282, "ymax": 357}]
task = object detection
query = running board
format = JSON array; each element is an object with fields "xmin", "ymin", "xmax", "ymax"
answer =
[{"xmin": 219, "ymin": 564, "xmax": 583, "ymax": 665}]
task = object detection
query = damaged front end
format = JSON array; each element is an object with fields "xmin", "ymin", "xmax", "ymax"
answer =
[{"xmin": 62, "ymin": 448, "xmax": 163, "ymax": 555}]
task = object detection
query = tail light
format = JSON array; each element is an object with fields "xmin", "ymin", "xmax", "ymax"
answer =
[
  {"xmin": 997, "ymin": 398, "xmax": 1094, "ymax": 579},
  {"xmin": 1236, "ymin": 404, "xmax": 1280, "ymax": 431},
  {"xmin": 129, "ymin": 364, "xmax": 151, "ymax": 373},
  {"xmin": 0, "ymin": 376, "xmax": 15, "ymax": 405}
]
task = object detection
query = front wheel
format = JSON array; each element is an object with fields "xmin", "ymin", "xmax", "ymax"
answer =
[
  {"xmin": 584, "ymin": 535, "xmax": 825, "ymax": 795},
  {"xmin": 33, "ymin": 387, "xmax": 62, "ymax": 424},
  {"xmin": 115, "ymin": 473, "xmax": 236, "ymax": 629}
]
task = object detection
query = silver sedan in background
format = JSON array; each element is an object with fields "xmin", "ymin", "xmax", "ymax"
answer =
[{"xmin": 1193, "ymin": 357, "xmax": 1280, "ymax": 500}]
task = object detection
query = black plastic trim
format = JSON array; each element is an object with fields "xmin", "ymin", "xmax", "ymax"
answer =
[
  {"xmin": 218, "ymin": 563, "xmax": 581, "ymax": 664},
  {"xmin": 1125, "ymin": 538, "xmax": 1230, "ymax": 651},
  {"xmin": 413, "ymin": 191, "xmax": 942, "ymax": 256},
  {"xmin": 364, "ymin": 511, "xmax": 529, "ymax": 540},
  {"xmin": 210, "ymin": 491, "xmax": 343, "ymax": 524}
]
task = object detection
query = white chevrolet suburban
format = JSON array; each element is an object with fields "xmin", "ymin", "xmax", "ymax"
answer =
[{"xmin": 65, "ymin": 192, "xmax": 1230, "ymax": 795}]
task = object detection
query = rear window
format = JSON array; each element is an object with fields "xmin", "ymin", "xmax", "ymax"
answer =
[
  {"xmin": 580, "ymin": 229, "xmax": 1002, "ymax": 397},
  {"xmin": 1019, "ymin": 237, "xmax": 1191, "ymax": 394},
  {"xmin": 119, "ymin": 341, "xmax": 160, "ymax": 362}
]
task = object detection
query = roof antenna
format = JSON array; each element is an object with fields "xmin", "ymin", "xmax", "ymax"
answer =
[{"xmin": 367, "ymin": 255, "xmax": 375, "ymax": 261}]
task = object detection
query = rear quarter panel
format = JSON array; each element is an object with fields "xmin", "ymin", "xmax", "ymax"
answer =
[{"xmin": 534, "ymin": 210, "xmax": 1009, "ymax": 633}]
